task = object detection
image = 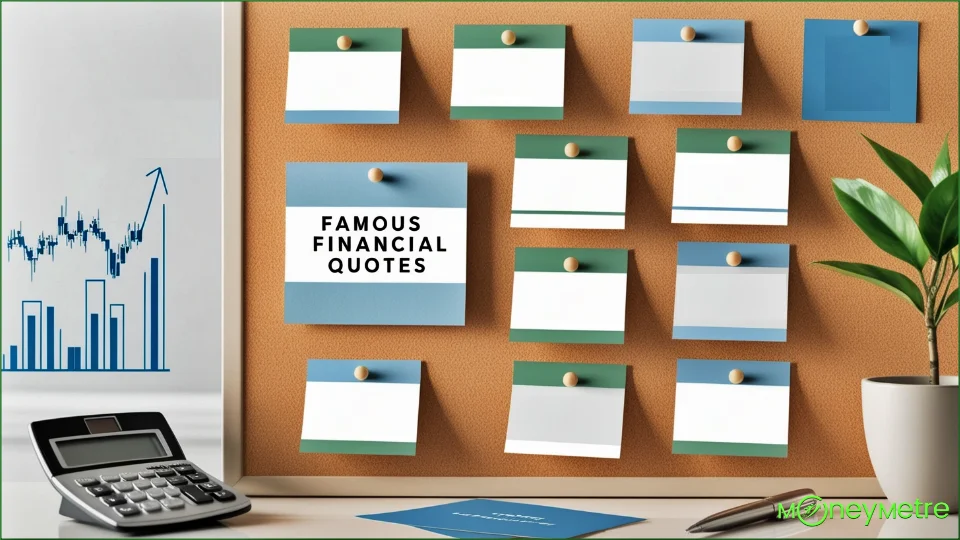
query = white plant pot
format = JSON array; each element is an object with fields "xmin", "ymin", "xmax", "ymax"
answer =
[{"xmin": 862, "ymin": 376, "xmax": 959, "ymax": 513}]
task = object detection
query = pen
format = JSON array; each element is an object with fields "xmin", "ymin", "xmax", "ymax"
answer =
[{"xmin": 686, "ymin": 488, "xmax": 817, "ymax": 533}]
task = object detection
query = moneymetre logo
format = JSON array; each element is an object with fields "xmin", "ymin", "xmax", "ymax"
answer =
[{"xmin": 778, "ymin": 494, "xmax": 953, "ymax": 527}]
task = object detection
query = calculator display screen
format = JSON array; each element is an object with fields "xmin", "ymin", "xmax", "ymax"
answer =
[{"xmin": 55, "ymin": 432, "xmax": 167, "ymax": 467}]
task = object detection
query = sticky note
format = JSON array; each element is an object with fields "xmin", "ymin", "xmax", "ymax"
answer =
[
  {"xmin": 802, "ymin": 19, "xmax": 918, "ymax": 123},
  {"xmin": 510, "ymin": 248, "xmax": 628, "ymax": 344},
  {"xmin": 505, "ymin": 361, "xmax": 627, "ymax": 458},
  {"xmin": 673, "ymin": 242, "xmax": 789, "ymax": 341},
  {"xmin": 672, "ymin": 129, "xmax": 791, "ymax": 225},
  {"xmin": 285, "ymin": 162, "xmax": 467, "ymax": 325},
  {"xmin": 285, "ymin": 28, "xmax": 402, "ymax": 124},
  {"xmin": 300, "ymin": 359, "xmax": 421, "ymax": 455},
  {"xmin": 511, "ymin": 135, "xmax": 629, "ymax": 229},
  {"xmin": 451, "ymin": 25, "xmax": 566, "ymax": 120},
  {"xmin": 630, "ymin": 19, "xmax": 745, "ymax": 115},
  {"xmin": 673, "ymin": 359, "xmax": 790, "ymax": 458}
]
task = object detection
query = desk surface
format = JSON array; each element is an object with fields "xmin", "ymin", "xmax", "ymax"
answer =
[{"xmin": 3, "ymin": 482, "xmax": 957, "ymax": 538}]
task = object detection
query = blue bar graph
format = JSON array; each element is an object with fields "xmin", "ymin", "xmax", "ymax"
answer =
[
  {"xmin": 110, "ymin": 317, "xmax": 118, "ymax": 370},
  {"xmin": 90, "ymin": 313, "xmax": 99, "ymax": 371},
  {"xmin": 46, "ymin": 306, "xmax": 54, "ymax": 370},
  {"xmin": 27, "ymin": 316, "xmax": 36, "ymax": 370},
  {"xmin": 150, "ymin": 257, "xmax": 159, "ymax": 371},
  {"xmin": 3, "ymin": 168, "xmax": 169, "ymax": 373}
]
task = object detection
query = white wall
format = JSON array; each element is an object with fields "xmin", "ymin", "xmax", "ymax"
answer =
[{"xmin": 1, "ymin": 2, "xmax": 222, "ymax": 483}]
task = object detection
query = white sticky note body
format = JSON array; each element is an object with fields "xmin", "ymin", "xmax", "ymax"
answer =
[
  {"xmin": 301, "ymin": 381, "xmax": 420, "ymax": 444},
  {"xmin": 631, "ymin": 42, "xmax": 744, "ymax": 105},
  {"xmin": 451, "ymin": 49, "xmax": 565, "ymax": 108},
  {"xmin": 511, "ymin": 272, "xmax": 627, "ymax": 333},
  {"xmin": 286, "ymin": 51, "xmax": 402, "ymax": 113},
  {"xmin": 511, "ymin": 159, "xmax": 628, "ymax": 230},
  {"xmin": 673, "ymin": 383, "xmax": 789, "ymax": 445}
]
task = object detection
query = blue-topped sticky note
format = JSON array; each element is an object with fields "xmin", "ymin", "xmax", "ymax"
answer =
[
  {"xmin": 284, "ymin": 162, "xmax": 468, "ymax": 326},
  {"xmin": 673, "ymin": 242, "xmax": 790, "ymax": 342},
  {"xmin": 802, "ymin": 19, "xmax": 918, "ymax": 123},
  {"xmin": 359, "ymin": 499, "xmax": 644, "ymax": 538}
]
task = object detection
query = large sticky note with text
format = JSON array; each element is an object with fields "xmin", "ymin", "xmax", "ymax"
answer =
[
  {"xmin": 673, "ymin": 242, "xmax": 789, "ymax": 342},
  {"xmin": 285, "ymin": 162, "xmax": 467, "ymax": 325},
  {"xmin": 511, "ymin": 135, "xmax": 629, "ymax": 229},
  {"xmin": 285, "ymin": 28, "xmax": 402, "ymax": 124},
  {"xmin": 301, "ymin": 359, "xmax": 421, "ymax": 455},
  {"xmin": 630, "ymin": 19, "xmax": 744, "ymax": 115},
  {"xmin": 510, "ymin": 248, "xmax": 628, "ymax": 344},
  {"xmin": 802, "ymin": 19, "xmax": 918, "ymax": 123},
  {"xmin": 451, "ymin": 25, "xmax": 566, "ymax": 120},
  {"xmin": 673, "ymin": 129, "xmax": 791, "ymax": 225},
  {"xmin": 673, "ymin": 359, "xmax": 790, "ymax": 458},
  {"xmin": 505, "ymin": 361, "xmax": 627, "ymax": 458}
]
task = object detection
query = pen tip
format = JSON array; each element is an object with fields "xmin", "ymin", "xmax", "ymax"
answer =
[{"xmin": 686, "ymin": 525, "xmax": 701, "ymax": 533}]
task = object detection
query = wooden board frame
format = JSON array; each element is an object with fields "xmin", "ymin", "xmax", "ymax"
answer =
[{"xmin": 221, "ymin": 1, "xmax": 957, "ymax": 497}]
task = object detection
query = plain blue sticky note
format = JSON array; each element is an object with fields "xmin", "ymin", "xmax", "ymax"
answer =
[
  {"xmin": 359, "ymin": 499, "xmax": 644, "ymax": 538},
  {"xmin": 802, "ymin": 19, "xmax": 918, "ymax": 123}
]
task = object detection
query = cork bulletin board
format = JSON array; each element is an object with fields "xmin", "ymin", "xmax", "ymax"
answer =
[{"xmin": 236, "ymin": 2, "xmax": 959, "ymax": 494}]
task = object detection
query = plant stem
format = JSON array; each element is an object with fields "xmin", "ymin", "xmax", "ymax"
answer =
[
  {"xmin": 937, "ymin": 265, "xmax": 958, "ymax": 319},
  {"xmin": 925, "ymin": 258, "xmax": 943, "ymax": 385}
]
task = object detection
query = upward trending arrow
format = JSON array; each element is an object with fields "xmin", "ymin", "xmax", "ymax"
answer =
[{"xmin": 141, "ymin": 167, "xmax": 168, "ymax": 233}]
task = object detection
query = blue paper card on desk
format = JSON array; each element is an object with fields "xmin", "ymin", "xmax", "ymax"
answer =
[
  {"xmin": 359, "ymin": 499, "xmax": 643, "ymax": 538},
  {"xmin": 416, "ymin": 527, "xmax": 512, "ymax": 538},
  {"xmin": 802, "ymin": 19, "xmax": 918, "ymax": 123}
]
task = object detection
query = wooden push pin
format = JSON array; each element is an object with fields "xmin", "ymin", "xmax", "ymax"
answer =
[
  {"xmin": 563, "ymin": 372, "xmax": 579, "ymax": 387},
  {"xmin": 354, "ymin": 365, "xmax": 369, "ymax": 381},
  {"xmin": 501, "ymin": 30, "xmax": 516, "ymax": 45},
  {"xmin": 729, "ymin": 369, "xmax": 745, "ymax": 384},
  {"xmin": 564, "ymin": 142, "xmax": 580, "ymax": 158},
  {"xmin": 367, "ymin": 167, "xmax": 384, "ymax": 183},
  {"xmin": 727, "ymin": 136, "xmax": 743, "ymax": 152},
  {"xmin": 337, "ymin": 35, "xmax": 352, "ymax": 50},
  {"xmin": 680, "ymin": 26, "xmax": 696, "ymax": 42},
  {"xmin": 563, "ymin": 257, "xmax": 579, "ymax": 272},
  {"xmin": 853, "ymin": 20, "xmax": 869, "ymax": 36},
  {"xmin": 726, "ymin": 251, "xmax": 742, "ymax": 267}
]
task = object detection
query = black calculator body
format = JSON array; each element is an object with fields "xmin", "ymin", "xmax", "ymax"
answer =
[{"xmin": 30, "ymin": 412, "xmax": 251, "ymax": 531}]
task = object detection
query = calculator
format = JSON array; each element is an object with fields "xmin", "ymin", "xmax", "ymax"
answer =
[{"xmin": 30, "ymin": 412, "xmax": 251, "ymax": 531}]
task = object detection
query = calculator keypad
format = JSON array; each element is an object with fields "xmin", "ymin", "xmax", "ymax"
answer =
[{"xmin": 60, "ymin": 461, "xmax": 245, "ymax": 525}]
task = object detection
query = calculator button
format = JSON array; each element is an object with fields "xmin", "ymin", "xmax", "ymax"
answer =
[
  {"xmin": 172, "ymin": 465, "xmax": 195, "ymax": 475},
  {"xmin": 145, "ymin": 488, "xmax": 166, "ymax": 500},
  {"xmin": 181, "ymin": 485, "xmax": 213, "ymax": 504},
  {"xmin": 75, "ymin": 478, "xmax": 100, "ymax": 487},
  {"xmin": 186, "ymin": 473, "xmax": 208, "ymax": 483},
  {"xmin": 139, "ymin": 500, "xmax": 162, "ymax": 513},
  {"xmin": 163, "ymin": 487, "xmax": 181, "ymax": 497},
  {"xmin": 156, "ymin": 469, "xmax": 177, "ymax": 477},
  {"xmin": 211, "ymin": 490, "xmax": 236, "ymax": 502},
  {"xmin": 133, "ymin": 479, "xmax": 153, "ymax": 490},
  {"xmin": 161, "ymin": 498, "xmax": 186, "ymax": 510},
  {"xmin": 100, "ymin": 474, "xmax": 121, "ymax": 483},
  {"xmin": 87, "ymin": 485, "xmax": 113, "ymax": 497},
  {"xmin": 138, "ymin": 470, "xmax": 156, "ymax": 478},
  {"xmin": 167, "ymin": 476, "xmax": 188, "ymax": 486},
  {"xmin": 126, "ymin": 491, "xmax": 147, "ymax": 503},
  {"xmin": 150, "ymin": 478, "xmax": 168, "ymax": 488},
  {"xmin": 198, "ymin": 482, "xmax": 221, "ymax": 492},
  {"xmin": 112, "ymin": 481, "xmax": 134, "ymax": 493},
  {"xmin": 119, "ymin": 472, "xmax": 139, "ymax": 481},
  {"xmin": 101, "ymin": 494, "xmax": 127, "ymax": 507},
  {"xmin": 114, "ymin": 504, "xmax": 140, "ymax": 517}
]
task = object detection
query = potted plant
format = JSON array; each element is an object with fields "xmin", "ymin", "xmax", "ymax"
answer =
[{"xmin": 815, "ymin": 135, "xmax": 958, "ymax": 512}]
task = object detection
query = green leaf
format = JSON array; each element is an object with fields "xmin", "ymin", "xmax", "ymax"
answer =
[
  {"xmin": 832, "ymin": 178, "xmax": 930, "ymax": 270},
  {"xmin": 813, "ymin": 261, "xmax": 924, "ymax": 313},
  {"xmin": 931, "ymin": 134, "xmax": 952, "ymax": 185},
  {"xmin": 937, "ymin": 288, "xmax": 958, "ymax": 324},
  {"xmin": 953, "ymin": 246, "xmax": 959, "ymax": 269},
  {"xmin": 863, "ymin": 134, "xmax": 933, "ymax": 201},
  {"xmin": 919, "ymin": 172, "xmax": 959, "ymax": 258}
]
